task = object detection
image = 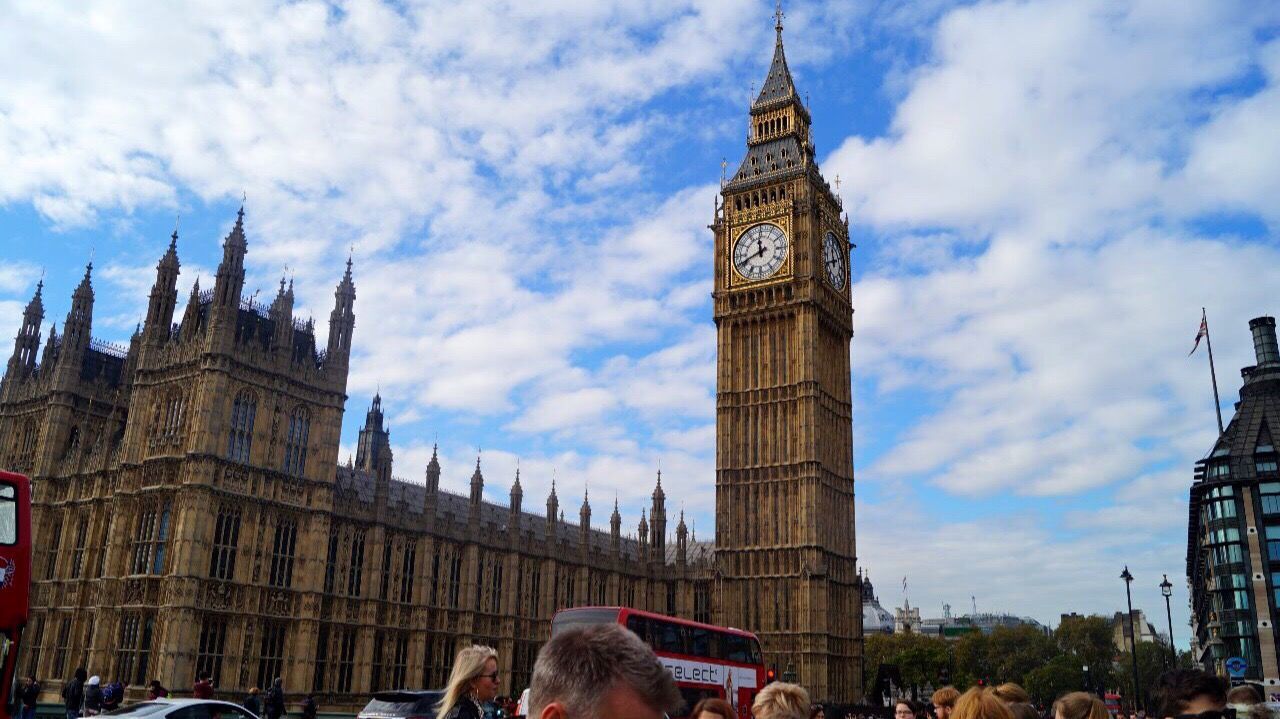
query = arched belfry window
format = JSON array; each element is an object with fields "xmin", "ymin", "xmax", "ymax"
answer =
[
  {"xmin": 283, "ymin": 406, "xmax": 310, "ymax": 476},
  {"xmin": 226, "ymin": 390, "xmax": 257, "ymax": 464}
]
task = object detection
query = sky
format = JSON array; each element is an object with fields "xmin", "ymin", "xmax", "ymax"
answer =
[{"xmin": 1, "ymin": 0, "xmax": 1278, "ymax": 643}]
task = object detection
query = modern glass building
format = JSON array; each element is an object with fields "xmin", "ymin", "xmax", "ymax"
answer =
[{"xmin": 1188, "ymin": 317, "xmax": 1280, "ymax": 687}]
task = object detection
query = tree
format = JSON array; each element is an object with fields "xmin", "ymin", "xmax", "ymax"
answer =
[
  {"xmin": 1024, "ymin": 654, "xmax": 1087, "ymax": 706},
  {"xmin": 1055, "ymin": 615, "xmax": 1116, "ymax": 695},
  {"xmin": 1115, "ymin": 641, "xmax": 1171, "ymax": 711}
]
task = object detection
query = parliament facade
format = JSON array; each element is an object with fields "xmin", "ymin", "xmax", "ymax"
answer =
[{"xmin": 3, "ymin": 17, "xmax": 862, "ymax": 708}]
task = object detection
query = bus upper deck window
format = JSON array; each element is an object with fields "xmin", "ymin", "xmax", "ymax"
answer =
[{"xmin": 0, "ymin": 483, "xmax": 15, "ymax": 545}]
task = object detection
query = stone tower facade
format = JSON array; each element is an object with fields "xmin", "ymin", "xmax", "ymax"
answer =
[
  {"xmin": 3, "ymin": 211, "xmax": 712, "ymax": 710},
  {"xmin": 711, "ymin": 13, "xmax": 863, "ymax": 701}
]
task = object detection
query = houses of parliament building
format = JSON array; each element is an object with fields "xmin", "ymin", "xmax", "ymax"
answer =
[{"xmin": 2, "ymin": 15, "xmax": 863, "ymax": 708}]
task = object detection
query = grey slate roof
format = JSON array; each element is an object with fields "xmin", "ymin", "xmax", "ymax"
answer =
[
  {"xmin": 729, "ymin": 135, "xmax": 806, "ymax": 188},
  {"xmin": 753, "ymin": 33, "xmax": 797, "ymax": 110}
]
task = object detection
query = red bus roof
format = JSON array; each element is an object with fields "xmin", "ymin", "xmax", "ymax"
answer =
[{"xmin": 554, "ymin": 606, "xmax": 761, "ymax": 640}]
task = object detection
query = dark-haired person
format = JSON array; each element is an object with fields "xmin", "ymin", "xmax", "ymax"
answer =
[{"xmin": 1152, "ymin": 669, "xmax": 1228, "ymax": 719}]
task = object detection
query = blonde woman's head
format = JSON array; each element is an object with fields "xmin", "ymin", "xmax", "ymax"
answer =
[
  {"xmin": 435, "ymin": 645, "xmax": 499, "ymax": 719},
  {"xmin": 752, "ymin": 682, "xmax": 810, "ymax": 719}
]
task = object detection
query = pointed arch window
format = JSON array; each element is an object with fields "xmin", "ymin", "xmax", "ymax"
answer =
[
  {"xmin": 283, "ymin": 406, "xmax": 310, "ymax": 476},
  {"xmin": 226, "ymin": 391, "xmax": 256, "ymax": 464}
]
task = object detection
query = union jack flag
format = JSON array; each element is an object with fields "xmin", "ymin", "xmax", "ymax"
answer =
[{"xmin": 1189, "ymin": 313, "xmax": 1209, "ymax": 356}]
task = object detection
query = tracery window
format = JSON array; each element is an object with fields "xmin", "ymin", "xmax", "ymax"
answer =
[
  {"xmin": 399, "ymin": 543, "xmax": 416, "ymax": 604},
  {"xmin": 336, "ymin": 627, "xmax": 357, "ymax": 693},
  {"xmin": 195, "ymin": 614, "xmax": 228, "ymax": 685},
  {"xmin": 255, "ymin": 621, "xmax": 287, "ymax": 690},
  {"xmin": 226, "ymin": 391, "xmax": 256, "ymax": 464},
  {"xmin": 129, "ymin": 505, "xmax": 171, "ymax": 575},
  {"xmin": 52, "ymin": 616, "xmax": 72, "ymax": 678},
  {"xmin": 268, "ymin": 519, "xmax": 297, "ymax": 588},
  {"xmin": 323, "ymin": 528, "xmax": 339, "ymax": 594},
  {"xmin": 346, "ymin": 530, "xmax": 366, "ymax": 597},
  {"xmin": 379, "ymin": 541, "xmax": 393, "ymax": 601},
  {"xmin": 208, "ymin": 507, "xmax": 241, "ymax": 581},
  {"xmin": 69, "ymin": 517, "xmax": 88, "ymax": 579},
  {"xmin": 312, "ymin": 624, "xmax": 330, "ymax": 692},
  {"xmin": 117, "ymin": 612, "xmax": 155, "ymax": 685},
  {"xmin": 45, "ymin": 518, "xmax": 62, "ymax": 580},
  {"xmin": 282, "ymin": 406, "xmax": 310, "ymax": 476}
]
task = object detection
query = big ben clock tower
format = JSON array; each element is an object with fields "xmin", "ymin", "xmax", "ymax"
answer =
[{"xmin": 712, "ymin": 8, "xmax": 862, "ymax": 702}]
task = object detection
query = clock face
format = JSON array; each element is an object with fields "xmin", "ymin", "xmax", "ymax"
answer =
[
  {"xmin": 823, "ymin": 231, "xmax": 846, "ymax": 289},
  {"xmin": 733, "ymin": 223, "xmax": 788, "ymax": 281}
]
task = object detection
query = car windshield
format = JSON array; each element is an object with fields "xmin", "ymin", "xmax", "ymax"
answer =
[
  {"xmin": 106, "ymin": 704, "xmax": 173, "ymax": 717},
  {"xmin": 360, "ymin": 693, "xmax": 443, "ymax": 717}
]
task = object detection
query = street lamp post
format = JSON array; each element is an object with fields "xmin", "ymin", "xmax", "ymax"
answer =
[
  {"xmin": 1122, "ymin": 566, "xmax": 1142, "ymax": 711},
  {"xmin": 1082, "ymin": 665, "xmax": 1090, "ymax": 694},
  {"xmin": 1161, "ymin": 574, "xmax": 1177, "ymax": 668}
]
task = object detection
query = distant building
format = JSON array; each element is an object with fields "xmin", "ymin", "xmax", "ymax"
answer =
[
  {"xmin": 1187, "ymin": 316, "xmax": 1280, "ymax": 687},
  {"xmin": 862, "ymin": 571, "xmax": 896, "ymax": 635},
  {"xmin": 895, "ymin": 600, "xmax": 922, "ymax": 634},
  {"xmin": 918, "ymin": 609, "xmax": 1046, "ymax": 639},
  {"xmin": 1110, "ymin": 610, "xmax": 1162, "ymax": 652}
]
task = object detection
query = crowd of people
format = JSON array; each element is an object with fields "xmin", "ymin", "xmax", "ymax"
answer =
[{"xmin": 18, "ymin": 626, "xmax": 1266, "ymax": 719}]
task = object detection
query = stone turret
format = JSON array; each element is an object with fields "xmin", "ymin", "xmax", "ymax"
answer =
[
  {"xmin": 144, "ymin": 230, "xmax": 180, "ymax": 345},
  {"xmin": 209, "ymin": 207, "xmax": 247, "ymax": 349},
  {"xmin": 355, "ymin": 393, "xmax": 392, "ymax": 484},
  {"xmin": 676, "ymin": 510, "xmax": 688, "ymax": 567},
  {"xmin": 610, "ymin": 497, "xmax": 621, "ymax": 556},
  {"xmin": 579, "ymin": 487, "xmax": 591, "ymax": 549},
  {"xmin": 425, "ymin": 444, "xmax": 440, "ymax": 494},
  {"xmin": 327, "ymin": 255, "xmax": 356, "ymax": 375},
  {"xmin": 650, "ymin": 471, "xmax": 667, "ymax": 562},
  {"xmin": 54, "ymin": 264, "xmax": 94, "ymax": 387},
  {"xmin": 509, "ymin": 468, "xmax": 523, "ymax": 529},
  {"xmin": 638, "ymin": 509, "xmax": 649, "ymax": 563},
  {"xmin": 269, "ymin": 276, "xmax": 295, "ymax": 352},
  {"xmin": 470, "ymin": 455, "xmax": 484, "ymax": 507},
  {"xmin": 546, "ymin": 479, "xmax": 559, "ymax": 538},
  {"xmin": 5, "ymin": 280, "xmax": 43, "ymax": 388}
]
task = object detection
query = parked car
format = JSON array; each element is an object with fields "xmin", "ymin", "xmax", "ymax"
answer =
[
  {"xmin": 106, "ymin": 699, "xmax": 260, "ymax": 719},
  {"xmin": 357, "ymin": 690, "xmax": 445, "ymax": 719}
]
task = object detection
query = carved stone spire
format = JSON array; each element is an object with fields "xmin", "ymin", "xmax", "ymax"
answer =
[
  {"xmin": 470, "ymin": 454, "xmax": 484, "ymax": 506},
  {"xmin": 142, "ymin": 230, "xmax": 181, "ymax": 346},
  {"xmin": 422, "ymin": 443, "xmax": 440, "ymax": 495}
]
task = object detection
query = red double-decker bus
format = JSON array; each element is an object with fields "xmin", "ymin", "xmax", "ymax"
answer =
[
  {"xmin": 0, "ymin": 472, "xmax": 32, "ymax": 719},
  {"xmin": 551, "ymin": 607, "xmax": 765, "ymax": 719}
]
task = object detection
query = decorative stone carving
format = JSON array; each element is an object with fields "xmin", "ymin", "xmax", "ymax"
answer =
[{"xmin": 204, "ymin": 580, "xmax": 233, "ymax": 610}]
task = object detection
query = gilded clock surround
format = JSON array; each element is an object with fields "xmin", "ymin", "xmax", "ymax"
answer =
[{"xmin": 728, "ymin": 213, "xmax": 793, "ymax": 287}]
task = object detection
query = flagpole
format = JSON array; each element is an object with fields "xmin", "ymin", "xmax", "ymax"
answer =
[{"xmin": 1203, "ymin": 307, "xmax": 1225, "ymax": 435}]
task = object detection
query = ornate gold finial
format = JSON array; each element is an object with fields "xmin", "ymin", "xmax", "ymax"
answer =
[
  {"xmin": 774, "ymin": 0, "xmax": 784, "ymax": 33},
  {"xmin": 834, "ymin": 175, "xmax": 841, "ymax": 193},
  {"xmin": 721, "ymin": 158, "xmax": 727, "ymax": 187}
]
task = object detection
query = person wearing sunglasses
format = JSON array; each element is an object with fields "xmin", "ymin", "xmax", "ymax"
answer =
[
  {"xmin": 435, "ymin": 644, "xmax": 501, "ymax": 719},
  {"xmin": 1152, "ymin": 669, "xmax": 1229, "ymax": 719}
]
